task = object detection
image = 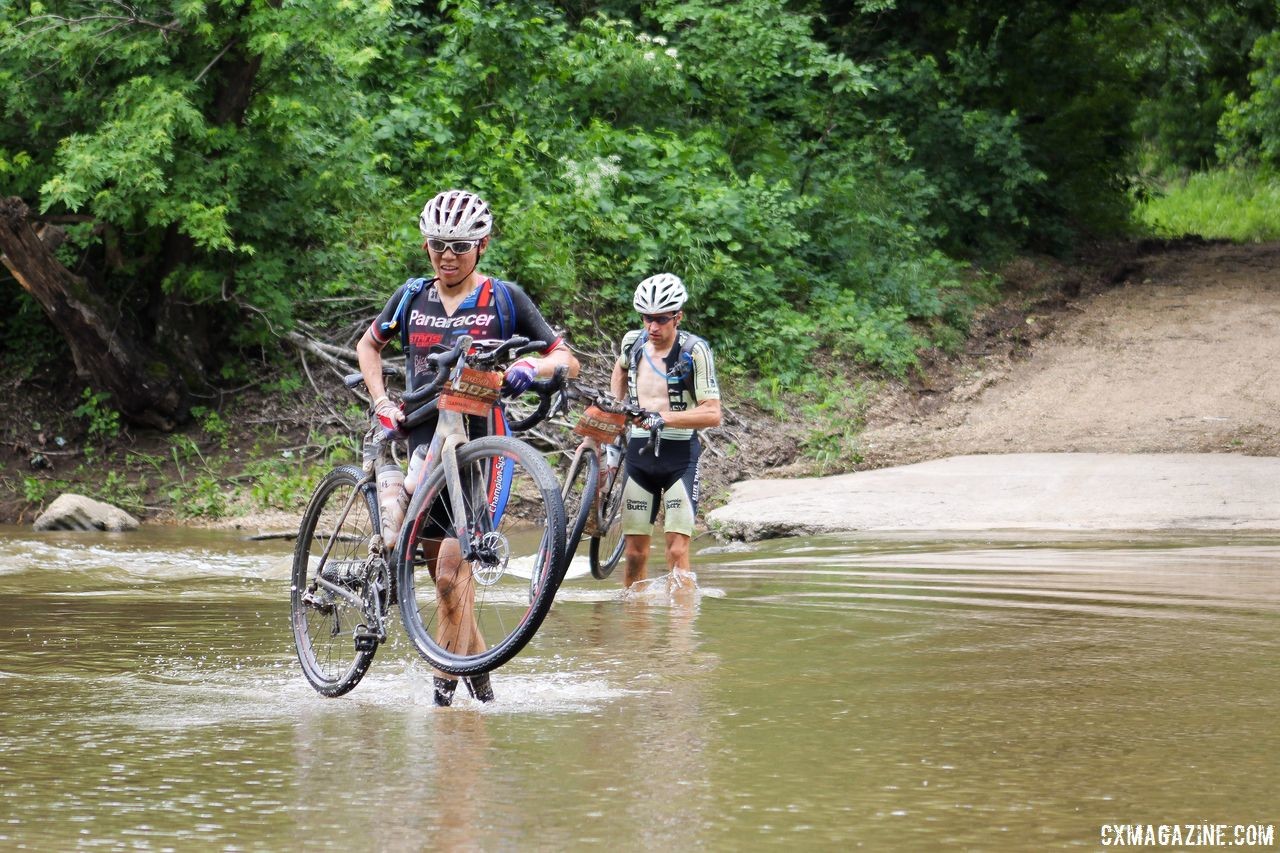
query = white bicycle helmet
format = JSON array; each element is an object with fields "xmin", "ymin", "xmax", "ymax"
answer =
[
  {"xmin": 633, "ymin": 273, "xmax": 687, "ymax": 313},
  {"xmin": 418, "ymin": 189, "xmax": 494, "ymax": 240}
]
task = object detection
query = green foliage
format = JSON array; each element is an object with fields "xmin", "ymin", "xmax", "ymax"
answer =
[
  {"xmin": 94, "ymin": 471, "xmax": 148, "ymax": 516},
  {"xmin": 6, "ymin": 0, "xmax": 1278, "ymax": 408},
  {"xmin": 1219, "ymin": 30, "xmax": 1280, "ymax": 168},
  {"xmin": 72, "ymin": 389, "xmax": 122, "ymax": 442},
  {"xmin": 798, "ymin": 380, "xmax": 870, "ymax": 473},
  {"xmin": 1, "ymin": 0, "xmax": 404, "ymax": 355},
  {"xmin": 244, "ymin": 456, "xmax": 319, "ymax": 511},
  {"xmin": 262, "ymin": 375, "xmax": 304, "ymax": 395},
  {"xmin": 162, "ymin": 434, "xmax": 228, "ymax": 517},
  {"xmin": 1137, "ymin": 167, "xmax": 1280, "ymax": 242},
  {"xmin": 370, "ymin": 0, "xmax": 981, "ymax": 377},
  {"xmin": 191, "ymin": 406, "xmax": 231, "ymax": 450},
  {"xmin": 1134, "ymin": 1, "xmax": 1279, "ymax": 171},
  {"xmin": 22, "ymin": 476, "xmax": 68, "ymax": 505},
  {"xmin": 167, "ymin": 474, "xmax": 228, "ymax": 519}
]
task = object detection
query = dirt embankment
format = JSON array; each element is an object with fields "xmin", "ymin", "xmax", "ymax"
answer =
[
  {"xmin": 856, "ymin": 239, "xmax": 1280, "ymax": 466},
  {"xmin": 709, "ymin": 238, "xmax": 1280, "ymax": 539}
]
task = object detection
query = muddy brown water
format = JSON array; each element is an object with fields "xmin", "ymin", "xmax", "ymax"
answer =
[{"xmin": 0, "ymin": 525, "xmax": 1276, "ymax": 850}]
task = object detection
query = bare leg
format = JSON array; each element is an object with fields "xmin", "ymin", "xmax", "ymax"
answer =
[
  {"xmin": 665, "ymin": 531, "xmax": 694, "ymax": 592},
  {"xmin": 623, "ymin": 533, "xmax": 651, "ymax": 588},
  {"xmin": 421, "ymin": 538, "xmax": 487, "ymax": 682}
]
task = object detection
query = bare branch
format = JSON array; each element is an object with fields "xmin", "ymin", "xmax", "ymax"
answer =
[
  {"xmin": 298, "ymin": 351, "xmax": 348, "ymax": 425},
  {"xmin": 284, "ymin": 330, "xmax": 355, "ymax": 372},
  {"xmin": 194, "ymin": 39, "xmax": 236, "ymax": 85}
]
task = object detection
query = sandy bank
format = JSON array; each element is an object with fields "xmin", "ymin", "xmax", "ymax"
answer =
[{"xmin": 707, "ymin": 453, "xmax": 1280, "ymax": 540}]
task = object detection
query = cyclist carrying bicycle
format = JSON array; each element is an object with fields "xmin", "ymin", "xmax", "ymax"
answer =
[
  {"xmin": 606, "ymin": 273, "xmax": 721, "ymax": 590},
  {"xmin": 355, "ymin": 188, "xmax": 579, "ymax": 706}
]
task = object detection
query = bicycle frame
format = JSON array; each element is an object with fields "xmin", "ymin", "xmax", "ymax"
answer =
[{"xmin": 309, "ymin": 483, "xmax": 380, "ymax": 611}]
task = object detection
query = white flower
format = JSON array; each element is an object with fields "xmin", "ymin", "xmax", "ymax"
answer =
[
  {"xmin": 560, "ymin": 155, "xmax": 622, "ymax": 198},
  {"xmin": 643, "ymin": 51, "xmax": 656, "ymax": 61},
  {"xmin": 654, "ymin": 35, "xmax": 668, "ymax": 46},
  {"xmin": 637, "ymin": 33, "xmax": 652, "ymax": 44},
  {"xmin": 665, "ymin": 47, "xmax": 678, "ymax": 59}
]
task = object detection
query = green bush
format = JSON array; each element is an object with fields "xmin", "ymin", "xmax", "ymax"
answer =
[
  {"xmin": 1137, "ymin": 167, "xmax": 1280, "ymax": 242},
  {"xmin": 72, "ymin": 389, "xmax": 122, "ymax": 442}
]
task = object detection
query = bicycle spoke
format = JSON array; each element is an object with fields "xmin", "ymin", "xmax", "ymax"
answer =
[
  {"xmin": 398, "ymin": 436, "xmax": 565, "ymax": 676},
  {"xmin": 291, "ymin": 466, "xmax": 380, "ymax": 696}
]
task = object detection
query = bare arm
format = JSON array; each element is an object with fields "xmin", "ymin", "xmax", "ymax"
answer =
[
  {"xmin": 655, "ymin": 398, "xmax": 721, "ymax": 430},
  {"xmin": 356, "ymin": 327, "xmax": 391, "ymax": 404},
  {"xmin": 527, "ymin": 340, "xmax": 579, "ymax": 380},
  {"xmin": 610, "ymin": 359, "xmax": 626, "ymax": 400}
]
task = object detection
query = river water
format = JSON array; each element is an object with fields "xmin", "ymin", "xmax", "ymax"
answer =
[{"xmin": 0, "ymin": 526, "xmax": 1276, "ymax": 850}]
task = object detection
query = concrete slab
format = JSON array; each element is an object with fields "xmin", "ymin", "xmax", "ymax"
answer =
[{"xmin": 707, "ymin": 453, "xmax": 1280, "ymax": 540}]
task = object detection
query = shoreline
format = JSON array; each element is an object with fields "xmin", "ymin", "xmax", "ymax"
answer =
[{"xmin": 708, "ymin": 452, "xmax": 1280, "ymax": 541}]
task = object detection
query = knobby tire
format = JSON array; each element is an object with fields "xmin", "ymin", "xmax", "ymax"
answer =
[{"xmin": 291, "ymin": 465, "xmax": 380, "ymax": 697}]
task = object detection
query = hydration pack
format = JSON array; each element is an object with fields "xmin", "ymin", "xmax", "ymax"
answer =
[{"xmin": 625, "ymin": 328, "xmax": 705, "ymax": 412}]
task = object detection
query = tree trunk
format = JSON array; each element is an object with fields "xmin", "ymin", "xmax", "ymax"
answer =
[{"xmin": 0, "ymin": 196, "xmax": 186, "ymax": 430}]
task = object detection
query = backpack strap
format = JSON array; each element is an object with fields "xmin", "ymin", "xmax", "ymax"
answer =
[
  {"xmin": 377, "ymin": 277, "xmax": 430, "ymax": 351},
  {"xmin": 626, "ymin": 329, "xmax": 701, "ymax": 411},
  {"xmin": 488, "ymin": 278, "xmax": 516, "ymax": 340}
]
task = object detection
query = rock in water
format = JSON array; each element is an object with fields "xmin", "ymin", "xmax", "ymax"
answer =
[{"xmin": 33, "ymin": 494, "xmax": 140, "ymax": 532}]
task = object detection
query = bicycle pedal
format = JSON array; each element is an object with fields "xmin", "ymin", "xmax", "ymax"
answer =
[{"xmin": 353, "ymin": 625, "xmax": 381, "ymax": 652}]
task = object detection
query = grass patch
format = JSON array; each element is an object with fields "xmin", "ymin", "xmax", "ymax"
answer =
[{"xmin": 1138, "ymin": 167, "xmax": 1280, "ymax": 242}]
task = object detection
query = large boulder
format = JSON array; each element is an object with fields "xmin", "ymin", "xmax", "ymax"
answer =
[{"xmin": 33, "ymin": 493, "xmax": 140, "ymax": 532}]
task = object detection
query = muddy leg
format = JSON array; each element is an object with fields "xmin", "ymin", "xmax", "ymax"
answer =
[
  {"xmin": 432, "ymin": 537, "xmax": 487, "ymax": 659},
  {"xmin": 665, "ymin": 531, "xmax": 694, "ymax": 593}
]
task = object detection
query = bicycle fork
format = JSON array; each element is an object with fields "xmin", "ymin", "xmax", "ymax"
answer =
[{"xmin": 440, "ymin": 433, "xmax": 476, "ymax": 560}]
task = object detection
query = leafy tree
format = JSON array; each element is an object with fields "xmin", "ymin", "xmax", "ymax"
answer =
[
  {"xmin": 1133, "ymin": 0, "xmax": 1279, "ymax": 172},
  {"xmin": 1, "ymin": 0, "xmax": 400, "ymax": 424},
  {"xmin": 6, "ymin": 0, "xmax": 1277, "ymax": 432},
  {"xmin": 1219, "ymin": 26, "xmax": 1280, "ymax": 168}
]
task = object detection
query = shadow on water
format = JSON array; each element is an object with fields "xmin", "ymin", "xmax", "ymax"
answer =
[{"xmin": 0, "ymin": 525, "xmax": 1276, "ymax": 848}]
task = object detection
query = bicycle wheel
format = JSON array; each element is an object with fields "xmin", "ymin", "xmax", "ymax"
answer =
[
  {"xmin": 588, "ymin": 455, "xmax": 627, "ymax": 580},
  {"xmin": 291, "ymin": 465, "xmax": 381, "ymax": 697},
  {"xmin": 396, "ymin": 435, "xmax": 566, "ymax": 677},
  {"xmin": 561, "ymin": 448, "xmax": 599, "ymax": 577}
]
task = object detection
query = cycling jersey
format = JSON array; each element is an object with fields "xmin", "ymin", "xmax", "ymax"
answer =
[
  {"xmin": 370, "ymin": 276, "xmax": 561, "ymax": 538},
  {"xmin": 371, "ymin": 277, "xmax": 561, "ymax": 392},
  {"xmin": 369, "ymin": 277, "xmax": 562, "ymax": 450}
]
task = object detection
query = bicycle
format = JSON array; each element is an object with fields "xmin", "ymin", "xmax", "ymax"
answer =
[
  {"xmin": 547, "ymin": 384, "xmax": 659, "ymax": 581},
  {"xmin": 290, "ymin": 334, "xmax": 567, "ymax": 696},
  {"xmin": 507, "ymin": 376, "xmax": 659, "ymax": 581}
]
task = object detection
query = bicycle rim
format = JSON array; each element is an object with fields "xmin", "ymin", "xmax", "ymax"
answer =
[
  {"xmin": 561, "ymin": 448, "xmax": 599, "ymax": 577},
  {"xmin": 291, "ymin": 465, "xmax": 380, "ymax": 696},
  {"xmin": 589, "ymin": 458, "xmax": 627, "ymax": 580},
  {"xmin": 396, "ymin": 436, "xmax": 566, "ymax": 676}
]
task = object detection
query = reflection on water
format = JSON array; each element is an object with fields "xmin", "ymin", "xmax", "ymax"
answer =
[{"xmin": 0, "ymin": 526, "xmax": 1277, "ymax": 849}]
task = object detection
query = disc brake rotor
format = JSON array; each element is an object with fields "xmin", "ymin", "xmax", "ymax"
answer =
[{"xmin": 471, "ymin": 531, "xmax": 510, "ymax": 586}]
